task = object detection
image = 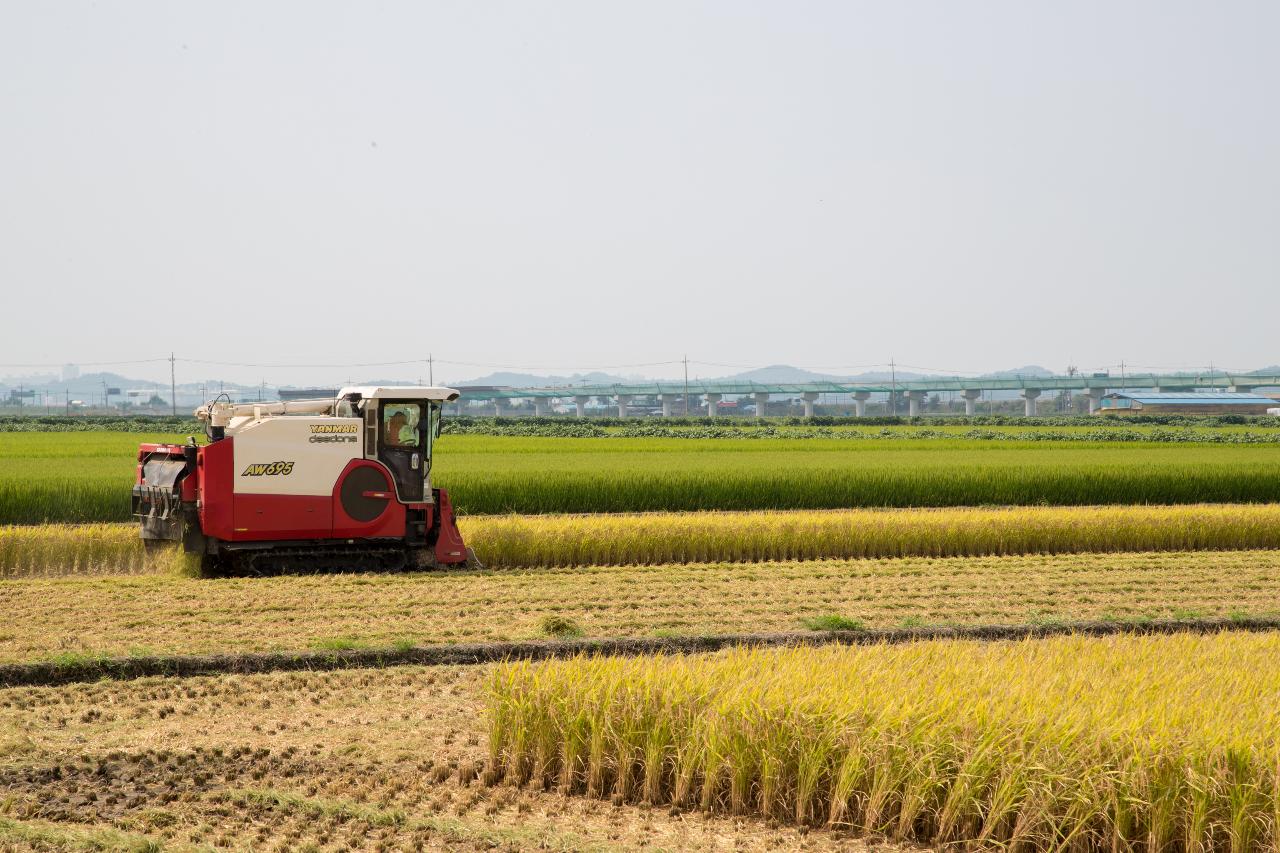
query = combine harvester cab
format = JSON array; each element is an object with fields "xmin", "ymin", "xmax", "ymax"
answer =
[{"xmin": 132, "ymin": 387, "xmax": 472, "ymax": 574}]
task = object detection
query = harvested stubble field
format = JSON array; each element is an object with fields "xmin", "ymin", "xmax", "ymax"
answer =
[
  {"xmin": 490, "ymin": 633, "xmax": 1280, "ymax": 849},
  {"xmin": 6, "ymin": 431, "xmax": 1280, "ymax": 523},
  {"xmin": 2, "ymin": 550, "xmax": 1278, "ymax": 665},
  {"xmin": 0, "ymin": 665, "xmax": 886, "ymax": 851},
  {"xmin": 8, "ymin": 503, "xmax": 1280, "ymax": 578}
]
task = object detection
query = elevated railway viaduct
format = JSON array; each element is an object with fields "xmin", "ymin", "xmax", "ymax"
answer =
[{"xmin": 455, "ymin": 373, "xmax": 1280, "ymax": 418}]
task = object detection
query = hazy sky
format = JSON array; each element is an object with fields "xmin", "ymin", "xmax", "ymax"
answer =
[{"xmin": 2, "ymin": 1, "xmax": 1277, "ymax": 386}]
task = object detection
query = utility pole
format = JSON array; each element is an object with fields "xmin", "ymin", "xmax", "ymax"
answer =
[
  {"xmin": 682, "ymin": 354, "xmax": 690, "ymax": 417},
  {"xmin": 169, "ymin": 352, "xmax": 177, "ymax": 416},
  {"xmin": 889, "ymin": 358, "xmax": 898, "ymax": 417},
  {"xmin": 428, "ymin": 353, "xmax": 434, "ymax": 386}
]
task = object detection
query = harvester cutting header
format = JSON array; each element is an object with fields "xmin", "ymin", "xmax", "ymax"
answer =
[{"xmin": 132, "ymin": 387, "xmax": 473, "ymax": 574}]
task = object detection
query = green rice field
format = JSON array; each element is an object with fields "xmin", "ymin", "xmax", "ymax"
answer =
[{"xmin": 3, "ymin": 431, "xmax": 1280, "ymax": 523}]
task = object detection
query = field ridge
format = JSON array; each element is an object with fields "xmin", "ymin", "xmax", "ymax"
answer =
[{"xmin": 4, "ymin": 616, "xmax": 1277, "ymax": 688}]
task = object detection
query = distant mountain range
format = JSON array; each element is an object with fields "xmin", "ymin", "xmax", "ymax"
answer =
[
  {"xmin": 453, "ymin": 364, "xmax": 1059, "ymax": 387},
  {"xmin": 452, "ymin": 371, "xmax": 638, "ymax": 388},
  {"xmin": 715, "ymin": 364, "xmax": 1056, "ymax": 385},
  {"xmin": 4, "ymin": 363, "xmax": 1277, "ymax": 401}
]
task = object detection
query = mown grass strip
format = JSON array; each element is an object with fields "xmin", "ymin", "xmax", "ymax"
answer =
[
  {"xmin": 8, "ymin": 504, "xmax": 1280, "ymax": 577},
  {"xmin": 488, "ymin": 631, "xmax": 1280, "ymax": 849},
  {"xmin": 3, "ymin": 617, "xmax": 1279, "ymax": 688}
]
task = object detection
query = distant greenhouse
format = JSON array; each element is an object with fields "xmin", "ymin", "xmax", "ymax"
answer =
[{"xmin": 1098, "ymin": 392, "xmax": 1278, "ymax": 415}]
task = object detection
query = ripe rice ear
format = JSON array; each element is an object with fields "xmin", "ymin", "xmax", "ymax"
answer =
[{"xmin": 488, "ymin": 633, "xmax": 1280, "ymax": 848}]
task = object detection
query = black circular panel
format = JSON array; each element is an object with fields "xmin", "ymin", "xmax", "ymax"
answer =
[{"xmin": 340, "ymin": 466, "xmax": 392, "ymax": 523}]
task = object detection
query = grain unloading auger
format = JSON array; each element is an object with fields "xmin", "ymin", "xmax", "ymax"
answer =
[{"xmin": 132, "ymin": 386, "xmax": 479, "ymax": 574}]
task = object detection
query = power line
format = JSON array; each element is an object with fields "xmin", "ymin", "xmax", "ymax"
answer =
[
  {"xmin": 174, "ymin": 356, "xmax": 684, "ymax": 372},
  {"xmin": 0, "ymin": 358, "xmax": 170, "ymax": 368},
  {"xmin": 435, "ymin": 358, "xmax": 683, "ymax": 371},
  {"xmin": 178, "ymin": 357, "xmax": 428, "ymax": 369}
]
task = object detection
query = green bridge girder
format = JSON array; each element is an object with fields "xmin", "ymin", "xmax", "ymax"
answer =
[{"xmin": 456, "ymin": 373, "xmax": 1280, "ymax": 401}]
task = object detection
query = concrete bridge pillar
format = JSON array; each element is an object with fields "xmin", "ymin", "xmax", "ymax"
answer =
[
  {"xmin": 1229, "ymin": 385, "xmax": 1256, "ymax": 394},
  {"xmin": 573, "ymin": 396, "xmax": 589, "ymax": 418},
  {"xmin": 1086, "ymin": 389, "xmax": 1105, "ymax": 414},
  {"xmin": 617, "ymin": 394, "xmax": 632, "ymax": 418},
  {"xmin": 1021, "ymin": 388, "xmax": 1042, "ymax": 417},
  {"xmin": 494, "ymin": 398, "xmax": 506, "ymax": 417},
  {"xmin": 907, "ymin": 390, "xmax": 927, "ymax": 417},
  {"xmin": 753, "ymin": 392, "xmax": 770, "ymax": 418},
  {"xmin": 704, "ymin": 393, "xmax": 722, "ymax": 417},
  {"xmin": 802, "ymin": 392, "xmax": 820, "ymax": 419},
  {"xmin": 962, "ymin": 389, "xmax": 982, "ymax": 416},
  {"xmin": 853, "ymin": 391, "xmax": 871, "ymax": 417},
  {"xmin": 660, "ymin": 394, "xmax": 678, "ymax": 418},
  {"xmin": 533, "ymin": 398, "xmax": 551, "ymax": 418}
]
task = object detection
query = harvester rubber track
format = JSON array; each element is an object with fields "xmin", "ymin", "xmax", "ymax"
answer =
[{"xmin": 211, "ymin": 545, "xmax": 411, "ymax": 577}]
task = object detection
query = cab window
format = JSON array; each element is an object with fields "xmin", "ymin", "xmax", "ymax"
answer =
[{"xmin": 382, "ymin": 403, "xmax": 421, "ymax": 448}]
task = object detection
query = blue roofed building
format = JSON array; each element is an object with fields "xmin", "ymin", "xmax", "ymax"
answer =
[{"xmin": 1098, "ymin": 392, "xmax": 1279, "ymax": 415}]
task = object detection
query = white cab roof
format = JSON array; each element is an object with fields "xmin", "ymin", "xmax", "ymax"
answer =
[{"xmin": 338, "ymin": 386, "xmax": 461, "ymax": 402}]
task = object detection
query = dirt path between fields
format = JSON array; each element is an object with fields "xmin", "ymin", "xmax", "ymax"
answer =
[{"xmin": 4, "ymin": 616, "xmax": 1279, "ymax": 688}]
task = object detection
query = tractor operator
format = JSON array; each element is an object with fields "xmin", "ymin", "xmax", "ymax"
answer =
[{"xmin": 385, "ymin": 410, "xmax": 414, "ymax": 446}]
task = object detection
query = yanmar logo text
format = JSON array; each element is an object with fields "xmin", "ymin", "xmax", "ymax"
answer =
[
  {"xmin": 241, "ymin": 461, "xmax": 295, "ymax": 477},
  {"xmin": 309, "ymin": 423, "xmax": 358, "ymax": 444}
]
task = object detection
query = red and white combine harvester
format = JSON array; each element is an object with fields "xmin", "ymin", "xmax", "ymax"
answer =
[{"xmin": 132, "ymin": 387, "xmax": 474, "ymax": 574}]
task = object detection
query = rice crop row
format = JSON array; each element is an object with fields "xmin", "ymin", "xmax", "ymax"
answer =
[
  {"xmin": 5, "ymin": 432, "xmax": 1280, "ymax": 523},
  {"xmin": 466, "ymin": 503, "xmax": 1280, "ymax": 568},
  {"xmin": 488, "ymin": 633, "xmax": 1280, "ymax": 849},
  {"xmin": 2, "ymin": 549, "xmax": 1277, "ymax": 665},
  {"xmin": 0, "ymin": 523, "xmax": 198, "ymax": 577},
  {"xmin": 7, "ymin": 503, "xmax": 1280, "ymax": 577},
  {"xmin": 445, "ymin": 450, "xmax": 1280, "ymax": 516}
]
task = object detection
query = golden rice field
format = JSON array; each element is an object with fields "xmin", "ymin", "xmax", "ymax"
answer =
[
  {"xmin": 2, "ymin": 550, "xmax": 1277, "ymax": 664},
  {"xmin": 489, "ymin": 632, "xmax": 1280, "ymax": 849},
  {"xmin": 6, "ymin": 503, "xmax": 1280, "ymax": 577}
]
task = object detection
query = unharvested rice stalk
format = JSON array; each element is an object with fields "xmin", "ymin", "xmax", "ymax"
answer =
[
  {"xmin": 465, "ymin": 503, "xmax": 1280, "ymax": 567},
  {"xmin": 488, "ymin": 633, "xmax": 1280, "ymax": 849},
  {"xmin": 5, "ymin": 503, "xmax": 1280, "ymax": 577},
  {"xmin": 0, "ymin": 524, "xmax": 198, "ymax": 578}
]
